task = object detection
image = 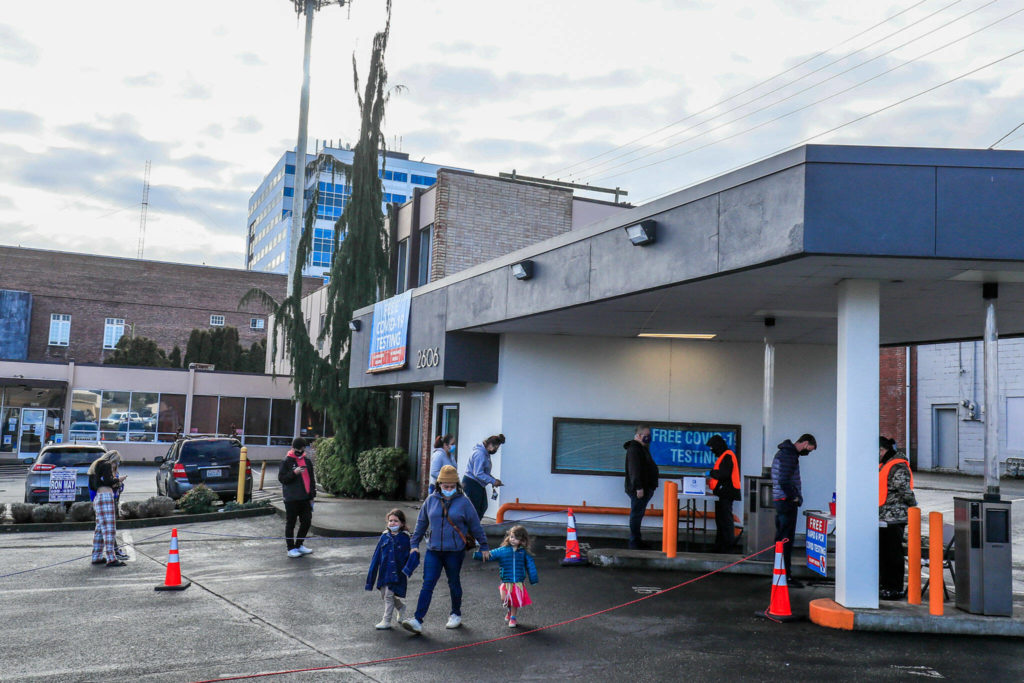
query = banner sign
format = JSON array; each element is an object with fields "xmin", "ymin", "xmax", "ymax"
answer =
[
  {"xmin": 367, "ymin": 290, "xmax": 412, "ymax": 373},
  {"xmin": 805, "ymin": 513, "xmax": 829, "ymax": 577},
  {"xmin": 649, "ymin": 426, "xmax": 738, "ymax": 470},
  {"xmin": 48, "ymin": 468, "xmax": 78, "ymax": 503}
]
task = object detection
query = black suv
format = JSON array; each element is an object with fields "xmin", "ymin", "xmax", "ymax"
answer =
[{"xmin": 155, "ymin": 436, "xmax": 252, "ymax": 502}]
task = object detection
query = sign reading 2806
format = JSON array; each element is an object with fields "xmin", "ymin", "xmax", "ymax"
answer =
[{"xmin": 416, "ymin": 347, "xmax": 441, "ymax": 369}]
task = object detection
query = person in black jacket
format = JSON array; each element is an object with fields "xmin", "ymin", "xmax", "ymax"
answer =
[
  {"xmin": 278, "ymin": 437, "xmax": 317, "ymax": 558},
  {"xmin": 623, "ymin": 425, "xmax": 659, "ymax": 550}
]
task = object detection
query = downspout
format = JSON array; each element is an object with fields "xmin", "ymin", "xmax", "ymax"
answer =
[{"xmin": 762, "ymin": 317, "xmax": 775, "ymax": 475}]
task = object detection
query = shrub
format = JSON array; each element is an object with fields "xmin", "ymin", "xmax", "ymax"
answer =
[
  {"xmin": 31, "ymin": 504, "xmax": 66, "ymax": 523},
  {"xmin": 145, "ymin": 496, "xmax": 175, "ymax": 518},
  {"xmin": 11, "ymin": 503, "xmax": 34, "ymax": 524},
  {"xmin": 178, "ymin": 485, "xmax": 219, "ymax": 514},
  {"xmin": 120, "ymin": 500, "xmax": 145, "ymax": 520},
  {"xmin": 68, "ymin": 501, "xmax": 95, "ymax": 522},
  {"xmin": 314, "ymin": 437, "xmax": 366, "ymax": 497},
  {"xmin": 221, "ymin": 499, "xmax": 271, "ymax": 512},
  {"xmin": 358, "ymin": 446, "xmax": 408, "ymax": 499}
]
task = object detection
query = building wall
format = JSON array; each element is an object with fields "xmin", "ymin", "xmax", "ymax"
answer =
[
  {"xmin": 915, "ymin": 339, "xmax": 1024, "ymax": 473},
  {"xmin": 435, "ymin": 334, "xmax": 839, "ymax": 526},
  {"xmin": 0, "ymin": 290, "xmax": 32, "ymax": 360},
  {"xmin": 431, "ymin": 172, "xmax": 574, "ymax": 282},
  {"xmin": 0, "ymin": 246, "xmax": 319, "ymax": 365},
  {"xmin": 878, "ymin": 346, "xmax": 908, "ymax": 453}
]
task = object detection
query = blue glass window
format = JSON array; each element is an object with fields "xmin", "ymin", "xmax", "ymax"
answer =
[
  {"xmin": 411, "ymin": 175, "xmax": 436, "ymax": 186},
  {"xmin": 285, "ymin": 164, "xmax": 295, "ymax": 174},
  {"xmin": 392, "ymin": 172, "xmax": 408, "ymax": 182},
  {"xmin": 283, "ymin": 187, "xmax": 294, "ymax": 197}
]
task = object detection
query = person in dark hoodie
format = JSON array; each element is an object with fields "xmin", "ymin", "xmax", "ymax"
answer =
[
  {"xmin": 278, "ymin": 437, "xmax": 317, "ymax": 558},
  {"xmin": 707, "ymin": 434, "xmax": 741, "ymax": 553},
  {"xmin": 771, "ymin": 434, "xmax": 817, "ymax": 586},
  {"xmin": 624, "ymin": 425, "xmax": 659, "ymax": 550},
  {"xmin": 879, "ymin": 436, "xmax": 916, "ymax": 600}
]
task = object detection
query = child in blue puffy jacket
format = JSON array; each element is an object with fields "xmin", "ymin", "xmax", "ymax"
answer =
[
  {"xmin": 365, "ymin": 509, "xmax": 419, "ymax": 629},
  {"xmin": 475, "ymin": 525, "xmax": 538, "ymax": 628}
]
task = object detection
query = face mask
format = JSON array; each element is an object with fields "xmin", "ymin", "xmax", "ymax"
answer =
[
  {"xmin": 641, "ymin": 435, "xmax": 652, "ymax": 445},
  {"xmin": 449, "ymin": 445, "xmax": 456, "ymax": 454},
  {"xmin": 442, "ymin": 488, "xmax": 456, "ymax": 497},
  {"xmin": 388, "ymin": 524, "xmax": 401, "ymax": 532},
  {"xmin": 799, "ymin": 448, "xmax": 812, "ymax": 455}
]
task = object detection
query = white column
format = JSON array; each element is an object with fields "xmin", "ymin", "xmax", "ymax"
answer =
[{"xmin": 835, "ymin": 279, "xmax": 880, "ymax": 608}]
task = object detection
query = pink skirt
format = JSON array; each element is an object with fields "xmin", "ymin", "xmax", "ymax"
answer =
[{"xmin": 500, "ymin": 581, "xmax": 532, "ymax": 609}]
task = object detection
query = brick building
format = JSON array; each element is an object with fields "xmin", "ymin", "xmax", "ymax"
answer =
[{"xmin": 0, "ymin": 245, "xmax": 320, "ymax": 364}]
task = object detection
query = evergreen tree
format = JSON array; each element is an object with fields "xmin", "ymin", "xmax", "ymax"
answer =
[
  {"xmin": 169, "ymin": 345, "xmax": 182, "ymax": 368},
  {"xmin": 243, "ymin": 3, "xmax": 395, "ymax": 474},
  {"xmin": 104, "ymin": 336, "xmax": 170, "ymax": 367}
]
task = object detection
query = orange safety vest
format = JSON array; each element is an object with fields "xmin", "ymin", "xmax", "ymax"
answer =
[
  {"xmin": 878, "ymin": 457, "xmax": 914, "ymax": 506},
  {"xmin": 709, "ymin": 450, "xmax": 741, "ymax": 492}
]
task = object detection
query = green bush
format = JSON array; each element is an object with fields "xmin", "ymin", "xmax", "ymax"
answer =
[
  {"xmin": 314, "ymin": 437, "xmax": 366, "ymax": 497},
  {"xmin": 31, "ymin": 504, "xmax": 66, "ymax": 523},
  {"xmin": 178, "ymin": 485, "xmax": 219, "ymax": 514},
  {"xmin": 68, "ymin": 501, "xmax": 95, "ymax": 522},
  {"xmin": 11, "ymin": 503, "xmax": 34, "ymax": 524},
  {"xmin": 358, "ymin": 446, "xmax": 408, "ymax": 499},
  {"xmin": 221, "ymin": 499, "xmax": 271, "ymax": 512}
]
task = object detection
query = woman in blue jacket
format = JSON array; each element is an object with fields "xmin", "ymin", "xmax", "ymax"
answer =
[
  {"xmin": 365, "ymin": 508, "xmax": 418, "ymax": 630},
  {"xmin": 463, "ymin": 433, "xmax": 505, "ymax": 520},
  {"xmin": 401, "ymin": 465, "xmax": 490, "ymax": 635}
]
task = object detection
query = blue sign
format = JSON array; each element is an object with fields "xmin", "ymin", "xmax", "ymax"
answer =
[
  {"xmin": 367, "ymin": 290, "xmax": 412, "ymax": 373},
  {"xmin": 805, "ymin": 513, "xmax": 829, "ymax": 577},
  {"xmin": 649, "ymin": 427, "xmax": 738, "ymax": 469}
]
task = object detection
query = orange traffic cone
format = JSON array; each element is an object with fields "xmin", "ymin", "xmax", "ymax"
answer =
[
  {"xmin": 560, "ymin": 508, "xmax": 589, "ymax": 566},
  {"xmin": 154, "ymin": 528, "xmax": 191, "ymax": 592},
  {"xmin": 759, "ymin": 541, "xmax": 799, "ymax": 621}
]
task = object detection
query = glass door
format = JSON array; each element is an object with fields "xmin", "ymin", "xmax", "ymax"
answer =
[
  {"xmin": 18, "ymin": 408, "xmax": 46, "ymax": 460},
  {"xmin": 0, "ymin": 407, "xmax": 18, "ymax": 453},
  {"xmin": 437, "ymin": 404, "xmax": 459, "ymax": 460}
]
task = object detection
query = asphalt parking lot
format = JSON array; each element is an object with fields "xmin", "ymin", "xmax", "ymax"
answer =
[{"xmin": 3, "ymin": 515, "xmax": 1023, "ymax": 682}]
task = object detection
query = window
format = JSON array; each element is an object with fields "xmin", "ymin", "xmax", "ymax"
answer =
[
  {"xmin": 250, "ymin": 318, "xmax": 265, "ymax": 330},
  {"xmin": 417, "ymin": 225, "xmax": 433, "ymax": 287},
  {"xmin": 395, "ymin": 238, "xmax": 408, "ymax": 293},
  {"xmin": 1008, "ymin": 397, "xmax": 1024, "ymax": 452},
  {"xmin": 210, "ymin": 315, "xmax": 225, "ymax": 327},
  {"xmin": 48, "ymin": 314, "xmax": 71, "ymax": 346},
  {"xmin": 269, "ymin": 399, "xmax": 296, "ymax": 446},
  {"xmin": 410, "ymin": 174, "xmax": 436, "ymax": 186},
  {"xmin": 550, "ymin": 417, "xmax": 741, "ymax": 477},
  {"xmin": 103, "ymin": 318, "xmax": 125, "ymax": 349}
]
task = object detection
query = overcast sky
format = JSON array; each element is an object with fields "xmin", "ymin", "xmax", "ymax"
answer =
[{"xmin": 2, "ymin": 0, "xmax": 1022, "ymax": 269}]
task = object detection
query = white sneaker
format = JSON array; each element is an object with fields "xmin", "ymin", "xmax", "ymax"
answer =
[
  {"xmin": 296, "ymin": 545, "xmax": 313, "ymax": 555},
  {"xmin": 401, "ymin": 617, "xmax": 422, "ymax": 634},
  {"xmin": 287, "ymin": 548, "xmax": 302, "ymax": 558},
  {"xmin": 445, "ymin": 614, "xmax": 462, "ymax": 629},
  {"xmin": 375, "ymin": 619, "xmax": 392, "ymax": 630}
]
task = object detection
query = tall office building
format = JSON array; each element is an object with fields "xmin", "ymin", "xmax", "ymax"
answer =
[{"xmin": 245, "ymin": 146, "xmax": 469, "ymax": 278}]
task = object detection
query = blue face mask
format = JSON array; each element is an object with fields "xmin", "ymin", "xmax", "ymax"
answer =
[
  {"xmin": 441, "ymin": 488, "xmax": 456, "ymax": 497},
  {"xmin": 449, "ymin": 445, "xmax": 456, "ymax": 454}
]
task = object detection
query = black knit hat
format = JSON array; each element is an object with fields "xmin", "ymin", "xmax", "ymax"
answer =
[{"xmin": 879, "ymin": 436, "xmax": 895, "ymax": 450}]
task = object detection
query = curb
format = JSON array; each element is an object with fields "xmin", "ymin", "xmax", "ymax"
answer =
[
  {"xmin": 0, "ymin": 505, "xmax": 276, "ymax": 533},
  {"xmin": 809, "ymin": 597, "xmax": 1024, "ymax": 637}
]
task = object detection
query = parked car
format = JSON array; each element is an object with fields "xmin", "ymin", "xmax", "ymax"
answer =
[
  {"xmin": 69, "ymin": 421, "xmax": 101, "ymax": 441},
  {"xmin": 155, "ymin": 436, "xmax": 252, "ymax": 503},
  {"xmin": 24, "ymin": 444, "xmax": 107, "ymax": 504},
  {"xmin": 101, "ymin": 411, "xmax": 142, "ymax": 429}
]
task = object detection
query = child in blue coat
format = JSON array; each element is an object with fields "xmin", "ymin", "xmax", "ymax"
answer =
[
  {"xmin": 365, "ymin": 509, "xmax": 419, "ymax": 629},
  {"xmin": 475, "ymin": 525, "xmax": 538, "ymax": 627}
]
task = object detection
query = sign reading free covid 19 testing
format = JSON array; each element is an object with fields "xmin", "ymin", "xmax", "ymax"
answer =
[
  {"xmin": 648, "ymin": 426, "xmax": 739, "ymax": 470},
  {"xmin": 367, "ymin": 290, "xmax": 412, "ymax": 373},
  {"xmin": 805, "ymin": 513, "xmax": 829, "ymax": 577}
]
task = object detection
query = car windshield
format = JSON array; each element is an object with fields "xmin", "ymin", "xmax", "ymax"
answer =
[
  {"xmin": 180, "ymin": 440, "xmax": 240, "ymax": 465},
  {"xmin": 71, "ymin": 423, "xmax": 99, "ymax": 431},
  {"xmin": 39, "ymin": 448, "xmax": 106, "ymax": 467}
]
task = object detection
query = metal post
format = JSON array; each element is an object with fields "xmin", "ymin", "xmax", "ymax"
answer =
[
  {"xmin": 287, "ymin": 0, "xmax": 316, "ymax": 295},
  {"xmin": 929, "ymin": 511, "xmax": 943, "ymax": 615},
  {"xmin": 238, "ymin": 446, "xmax": 249, "ymax": 504},
  {"xmin": 762, "ymin": 317, "xmax": 775, "ymax": 475},
  {"xmin": 259, "ymin": 461, "xmax": 267, "ymax": 491},
  {"xmin": 907, "ymin": 506, "xmax": 921, "ymax": 604},
  {"xmin": 982, "ymin": 283, "xmax": 1000, "ymax": 501}
]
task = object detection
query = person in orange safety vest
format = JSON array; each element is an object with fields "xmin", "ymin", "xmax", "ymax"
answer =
[
  {"xmin": 707, "ymin": 434, "xmax": 741, "ymax": 553},
  {"xmin": 879, "ymin": 436, "xmax": 916, "ymax": 600}
]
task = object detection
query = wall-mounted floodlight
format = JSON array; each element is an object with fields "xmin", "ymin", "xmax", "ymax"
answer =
[
  {"xmin": 348, "ymin": 320, "xmax": 361, "ymax": 332},
  {"xmin": 625, "ymin": 220, "xmax": 656, "ymax": 246},
  {"xmin": 511, "ymin": 260, "xmax": 534, "ymax": 280}
]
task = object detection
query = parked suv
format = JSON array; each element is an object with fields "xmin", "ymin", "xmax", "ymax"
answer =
[
  {"xmin": 155, "ymin": 436, "xmax": 252, "ymax": 502},
  {"xmin": 24, "ymin": 444, "xmax": 108, "ymax": 504}
]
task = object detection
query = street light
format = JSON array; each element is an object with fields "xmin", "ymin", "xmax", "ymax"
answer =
[{"xmin": 286, "ymin": 0, "xmax": 351, "ymax": 296}]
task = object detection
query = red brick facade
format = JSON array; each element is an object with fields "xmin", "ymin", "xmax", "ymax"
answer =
[
  {"xmin": 879, "ymin": 346, "xmax": 909, "ymax": 454},
  {"xmin": 0, "ymin": 246, "xmax": 320, "ymax": 365}
]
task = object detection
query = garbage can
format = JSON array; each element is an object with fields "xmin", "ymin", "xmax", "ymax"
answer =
[
  {"xmin": 744, "ymin": 475, "xmax": 775, "ymax": 555},
  {"xmin": 953, "ymin": 497, "xmax": 1012, "ymax": 616}
]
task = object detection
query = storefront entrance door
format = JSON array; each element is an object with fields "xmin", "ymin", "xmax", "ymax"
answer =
[{"xmin": 18, "ymin": 408, "xmax": 45, "ymax": 460}]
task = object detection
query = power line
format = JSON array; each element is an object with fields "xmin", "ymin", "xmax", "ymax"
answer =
[
  {"xmin": 989, "ymin": 119, "xmax": 1024, "ymax": 148},
  {"xmin": 565, "ymin": 0, "xmax": 967, "ymax": 182},
  {"xmin": 547, "ymin": 0, "xmax": 935, "ymax": 178},
  {"xmin": 571, "ymin": 0, "xmax": 995, "ymax": 182},
  {"xmin": 634, "ymin": 44, "xmax": 1024, "ymax": 206},
  {"xmin": 590, "ymin": 5, "xmax": 1024, "ymax": 184}
]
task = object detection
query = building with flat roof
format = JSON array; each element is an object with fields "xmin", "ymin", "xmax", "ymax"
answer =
[{"xmin": 245, "ymin": 146, "xmax": 469, "ymax": 278}]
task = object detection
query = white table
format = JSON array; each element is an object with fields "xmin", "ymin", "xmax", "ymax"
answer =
[{"xmin": 678, "ymin": 491, "xmax": 718, "ymax": 549}]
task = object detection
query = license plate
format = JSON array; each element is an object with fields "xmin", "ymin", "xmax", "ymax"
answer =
[{"xmin": 205, "ymin": 469, "xmax": 223, "ymax": 478}]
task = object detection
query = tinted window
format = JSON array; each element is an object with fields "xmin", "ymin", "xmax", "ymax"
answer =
[
  {"xmin": 39, "ymin": 448, "xmax": 105, "ymax": 467},
  {"xmin": 180, "ymin": 440, "xmax": 240, "ymax": 465}
]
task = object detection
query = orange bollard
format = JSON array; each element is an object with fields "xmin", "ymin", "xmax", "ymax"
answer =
[
  {"xmin": 928, "ymin": 511, "xmax": 943, "ymax": 616},
  {"xmin": 907, "ymin": 507, "xmax": 921, "ymax": 605},
  {"xmin": 662, "ymin": 486, "xmax": 671, "ymax": 553},
  {"xmin": 665, "ymin": 481, "xmax": 679, "ymax": 558}
]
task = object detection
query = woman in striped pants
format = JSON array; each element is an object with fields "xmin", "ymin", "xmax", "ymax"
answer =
[{"xmin": 89, "ymin": 450, "xmax": 126, "ymax": 567}]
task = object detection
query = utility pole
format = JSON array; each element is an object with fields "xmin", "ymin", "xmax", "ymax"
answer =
[
  {"xmin": 286, "ymin": 0, "xmax": 350, "ymax": 295},
  {"xmin": 136, "ymin": 160, "xmax": 151, "ymax": 259}
]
